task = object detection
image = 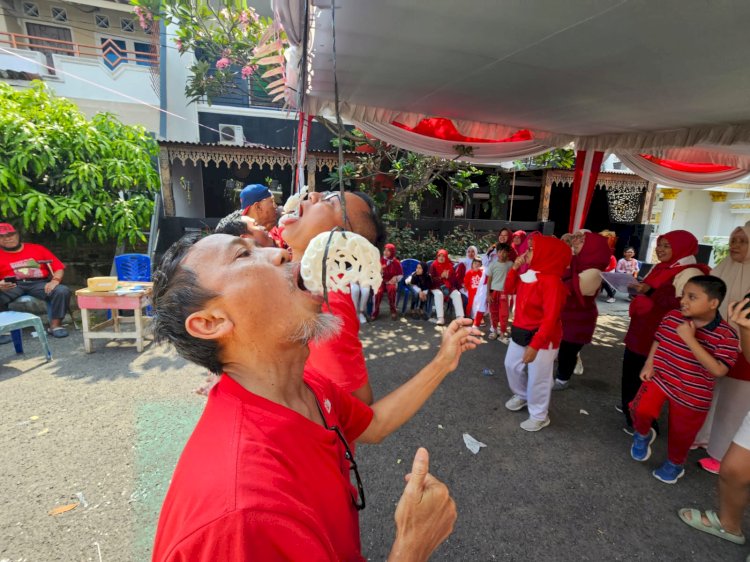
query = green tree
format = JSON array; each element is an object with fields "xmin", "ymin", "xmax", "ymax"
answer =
[
  {"xmin": 131, "ymin": 0, "xmax": 284, "ymax": 104},
  {"xmin": 320, "ymin": 125, "xmax": 484, "ymax": 220},
  {"xmin": 0, "ymin": 82, "xmax": 160, "ymax": 244}
]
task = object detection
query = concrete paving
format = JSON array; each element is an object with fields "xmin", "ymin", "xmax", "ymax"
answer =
[{"xmin": 0, "ymin": 294, "xmax": 747, "ymax": 561}]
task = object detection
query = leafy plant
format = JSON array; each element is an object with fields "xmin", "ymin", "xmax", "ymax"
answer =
[
  {"xmin": 514, "ymin": 148, "xmax": 576, "ymax": 170},
  {"xmin": 705, "ymin": 237, "xmax": 728, "ymax": 265},
  {"xmin": 386, "ymin": 224, "xmax": 497, "ymax": 262},
  {"xmin": 0, "ymin": 82, "xmax": 159, "ymax": 244},
  {"xmin": 131, "ymin": 0, "xmax": 285, "ymax": 104},
  {"xmin": 320, "ymin": 121, "xmax": 484, "ymax": 218}
]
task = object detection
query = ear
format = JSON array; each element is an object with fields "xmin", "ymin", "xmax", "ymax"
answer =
[
  {"xmin": 185, "ymin": 308, "xmax": 234, "ymax": 340},
  {"xmin": 709, "ymin": 297, "xmax": 721, "ymax": 310}
]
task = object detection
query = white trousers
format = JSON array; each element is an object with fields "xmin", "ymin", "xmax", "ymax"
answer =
[
  {"xmin": 431, "ymin": 289, "xmax": 464, "ymax": 320},
  {"xmin": 350, "ymin": 283, "xmax": 371, "ymax": 314},
  {"xmin": 504, "ymin": 340, "xmax": 558, "ymax": 421}
]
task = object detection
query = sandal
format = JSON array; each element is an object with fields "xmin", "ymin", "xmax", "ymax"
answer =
[
  {"xmin": 677, "ymin": 508, "xmax": 745, "ymax": 544},
  {"xmin": 698, "ymin": 457, "xmax": 721, "ymax": 474},
  {"xmin": 47, "ymin": 327, "xmax": 69, "ymax": 338}
]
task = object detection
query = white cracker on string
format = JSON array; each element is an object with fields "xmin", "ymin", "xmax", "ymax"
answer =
[
  {"xmin": 300, "ymin": 230, "xmax": 382, "ymax": 295},
  {"xmin": 283, "ymin": 186, "xmax": 308, "ymax": 215}
]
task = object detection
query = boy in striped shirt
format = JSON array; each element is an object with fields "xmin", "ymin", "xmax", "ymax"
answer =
[{"xmin": 629, "ymin": 275, "xmax": 739, "ymax": 484}]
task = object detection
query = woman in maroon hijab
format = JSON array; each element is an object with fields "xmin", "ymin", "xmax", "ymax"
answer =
[{"xmin": 553, "ymin": 232, "xmax": 612, "ymax": 390}]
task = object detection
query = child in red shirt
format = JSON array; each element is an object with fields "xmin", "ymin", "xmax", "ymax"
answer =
[
  {"xmin": 463, "ymin": 258, "xmax": 484, "ymax": 327},
  {"xmin": 371, "ymin": 243, "xmax": 403, "ymax": 321},
  {"xmin": 630, "ymin": 275, "xmax": 739, "ymax": 483}
]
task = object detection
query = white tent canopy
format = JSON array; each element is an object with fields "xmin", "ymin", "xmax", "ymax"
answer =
[{"xmin": 279, "ymin": 0, "xmax": 750, "ymax": 153}]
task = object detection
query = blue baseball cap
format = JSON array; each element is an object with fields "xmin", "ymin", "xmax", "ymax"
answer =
[{"xmin": 240, "ymin": 184, "xmax": 273, "ymax": 210}]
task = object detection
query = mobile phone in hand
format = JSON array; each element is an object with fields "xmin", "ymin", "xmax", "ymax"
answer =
[
  {"xmin": 3, "ymin": 276, "xmax": 17, "ymax": 284},
  {"xmin": 742, "ymin": 292, "xmax": 750, "ymax": 311}
]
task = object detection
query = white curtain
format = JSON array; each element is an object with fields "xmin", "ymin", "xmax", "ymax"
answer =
[
  {"xmin": 354, "ymin": 120, "xmax": 553, "ymax": 163},
  {"xmin": 615, "ymin": 152, "xmax": 750, "ymax": 189}
]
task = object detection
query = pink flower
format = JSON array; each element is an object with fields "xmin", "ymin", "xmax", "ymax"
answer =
[
  {"xmin": 215, "ymin": 57, "xmax": 231, "ymax": 70},
  {"xmin": 241, "ymin": 64, "xmax": 256, "ymax": 79},
  {"xmin": 174, "ymin": 39, "xmax": 183, "ymax": 51}
]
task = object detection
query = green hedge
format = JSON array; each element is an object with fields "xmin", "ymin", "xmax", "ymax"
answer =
[{"xmin": 386, "ymin": 224, "xmax": 496, "ymax": 262}]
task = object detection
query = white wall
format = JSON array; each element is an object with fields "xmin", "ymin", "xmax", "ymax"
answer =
[
  {"xmin": 163, "ymin": 23, "xmax": 199, "ymax": 142},
  {"xmin": 171, "ymin": 162, "xmax": 205, "ymax": 217}
]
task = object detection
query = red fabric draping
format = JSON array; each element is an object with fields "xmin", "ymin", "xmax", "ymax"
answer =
[
  {"xmin": 392, "ymin": 118, "xmax": 532, "ymax": 144},
  {"xmin": 569, "ymin": 150, "xmax": 605, "ymax": 232},
  {"xmin": 640, "ymin": 154, "xmax": 734, "ymax": 173}
]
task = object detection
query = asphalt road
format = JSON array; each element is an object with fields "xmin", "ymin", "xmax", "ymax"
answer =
[{"xmin": 0, "ymin": 298, "xmax": 747, "ymax": 561}]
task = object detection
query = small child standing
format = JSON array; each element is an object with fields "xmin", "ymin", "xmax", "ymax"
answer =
[
  {"xmin": 463, "ymin": 258, "xmax": 484, "ymax": 327},
  {"xmin": 630, "ymin": 275, "xmax": 739, "ymax": 483},
  {"xmin": 371, "ymin": 243, "xmax": 403, "ymax": 321},
  {"xmin": 486, "ymin": 243, "xmax": 513, "ymax": 342},
  {"xmin": 616, "ymin": 246, "xmax": 640, "ymax": 278}
]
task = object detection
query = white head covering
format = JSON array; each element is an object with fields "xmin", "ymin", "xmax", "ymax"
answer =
[
  {"xmin": 459, "ymin": 245, "xmax": 479, "ymax": 270},
  {"xmin": 711, "ymin": 221, "xmax": 750, "ymax": 326}
]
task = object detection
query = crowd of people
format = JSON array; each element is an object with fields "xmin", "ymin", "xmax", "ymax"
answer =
[{"xmin": 147, "ymin": 184, "xmax": 750, "ymax": 560}]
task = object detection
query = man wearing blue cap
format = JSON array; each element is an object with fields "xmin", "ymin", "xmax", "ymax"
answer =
[
  {"xmin": 239, "ymin": 184, "xmax": 277, "ymax": 230},
  {"xmin": 240, "ymin": 184, "xmax": 285, "ymax": 247}
]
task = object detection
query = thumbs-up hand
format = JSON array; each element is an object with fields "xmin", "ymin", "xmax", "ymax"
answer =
[{"xmin": 389, "ymin": 448, "xmax": 456, "ymax": 562}]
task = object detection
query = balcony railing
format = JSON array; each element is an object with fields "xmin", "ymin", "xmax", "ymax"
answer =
[{"xmin": 0, "ymin": 32, "xmax": 158, "ymax": 73}]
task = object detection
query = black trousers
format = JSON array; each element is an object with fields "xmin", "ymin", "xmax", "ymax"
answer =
[
  {"xmin": 621, "ymin": 348, "xmax": 647, "ymax": 426},
  {"xmin": 0, "ymin": 279, "xmax": 71, "ymax": 320},
  {"xmin": 601, "ymin": 279, "xmax": 616, "ymax": 298},
  {"xmin": 557, "ymin": 340, "xmax": 584, "ymax": 382}
]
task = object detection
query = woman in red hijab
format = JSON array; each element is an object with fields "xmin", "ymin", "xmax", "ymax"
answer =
[
  {"xmin": 503, "ymin": 235, "xmax": 571, "ymax": 432},
  {"xmin": 621, "ymin": 230, "xmax": 710, "ymax": 430},
  {"xmin": 371, "ymin": 243, "xmax": 403, "ymax": 321},
  {"xmin": 553, "ymin": 232, "xmax": 612, "ymax": 390},
  {"xmin": 429, "ymin": 249, "xmax": 465, "ymax": 326}
]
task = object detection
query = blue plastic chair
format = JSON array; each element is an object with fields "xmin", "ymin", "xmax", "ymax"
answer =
[
  {"xmin": 0, "ymin": 311, "xmax": 52, "ymax": 361},
  {"xmin": 114, "ymin": 253, "xmax": 152, "ymax": 316},
  {"xmin": 115, "ymin": 254, "xmax": 151, "ymax": 282},
  {"xmin": 397, "ymin": 259, "xmax": 420, "ymax": 313}
]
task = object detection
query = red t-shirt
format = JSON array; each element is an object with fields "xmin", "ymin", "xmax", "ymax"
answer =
[
  {"xmin": 0, "ymin": 243, "xmax": 64, "ymax": 280},
  {"xmin": 463, "ymin": 269, "xmax": 483, "ymax": 299},
  {"xmin": 653, "ymin": 310, "xmax": 739, "ymax": 411},
  {"xmin": 152, "ymin": 371, "xmax": 374, "ymax": 561},
  {"xmin": 307, "ymin": 292, "xmax": 369, "ymax": 393}
]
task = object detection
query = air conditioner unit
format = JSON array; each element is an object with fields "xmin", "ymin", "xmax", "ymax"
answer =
[{"xmin": 219, "ymin": 124, "xmax": 244, "ymax": 146}]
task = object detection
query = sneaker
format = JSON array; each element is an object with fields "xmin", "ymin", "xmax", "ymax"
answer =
[
  {"xmin": 698, "ymin": 457, "xmax": 721, "ymax": 475},
  {"xmin": 0, "ymin": 334, "xmax": 11, "ymax": 345},
  {"xmin": 435, "ymin": 319, "xmax": 445, "ymax": 326},
  {"xmin": 505, "ymin": 395, "xmax": 528, "ymax": 411},
  {"xmin": 690, "ymin": 442, "xmax": 708, "ymax": 451},
  {"xmin": 574, "ymin": 355, "xmax": 584, "ymax": 375},
  {"xmin": 631, "ymin": 428, "xmax": 657, "ymax": 461},
  {"xmin": 498, "ymin": 336, "xmax": 510, "ymax": 345},
  {"xmin": 622, "ymin": 426, "xmax": 635, "ymax": 436},
  {"xmin": 552, "ymin": 379, "xmax": 569, "ymax": 391},
  {"xmin": 606, "ymin": 297, "xmax": 616, "ymax": 303},
  {"xmin": 358, "ymin": 313, "xmax": 367, "ymax": 324},
  {"xmin": 488, "ymin": 331, "xmax": 498, "ymax": 340},
  {"xmin": 520, "ymin": 417, "xmax": 550, "ymax": 432},
  {"xmin": 652, "ymin": 460, "xmax": 685, "ymax": 484}
]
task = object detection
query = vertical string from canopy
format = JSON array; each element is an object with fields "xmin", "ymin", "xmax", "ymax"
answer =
[
  {"xmin": 330, "ymin": 0, "xmax": 348, "ymax": 228},
  {"xmin": 508, "ymin": 169, "xmax": 517, "ymax": 222}
]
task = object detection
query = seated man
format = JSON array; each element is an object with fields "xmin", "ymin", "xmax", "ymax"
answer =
[
  {"xmin": 0, "ymin": 223, "xmax": 71, "ymax": 339},
  {"xmin": 151, "ymin": 233, "xmax": 480, "ymax": 560}
]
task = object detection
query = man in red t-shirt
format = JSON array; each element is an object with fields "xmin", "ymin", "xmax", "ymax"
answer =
[
  {"xmin": 282, "ymin": 190, "xmax": 386, "ymax": 404},
  {"xmin": 150, "ymin": 233, "xmax": 481, "ymax": 561},
  {"xmin": 0, "ymin": 223, "xmax": 71, "ymax": 338}
]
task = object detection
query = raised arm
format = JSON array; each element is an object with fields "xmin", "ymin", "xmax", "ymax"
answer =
[{"xmin": 357, "ymin": 319, "xmax": 482, "ymax": 444}]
